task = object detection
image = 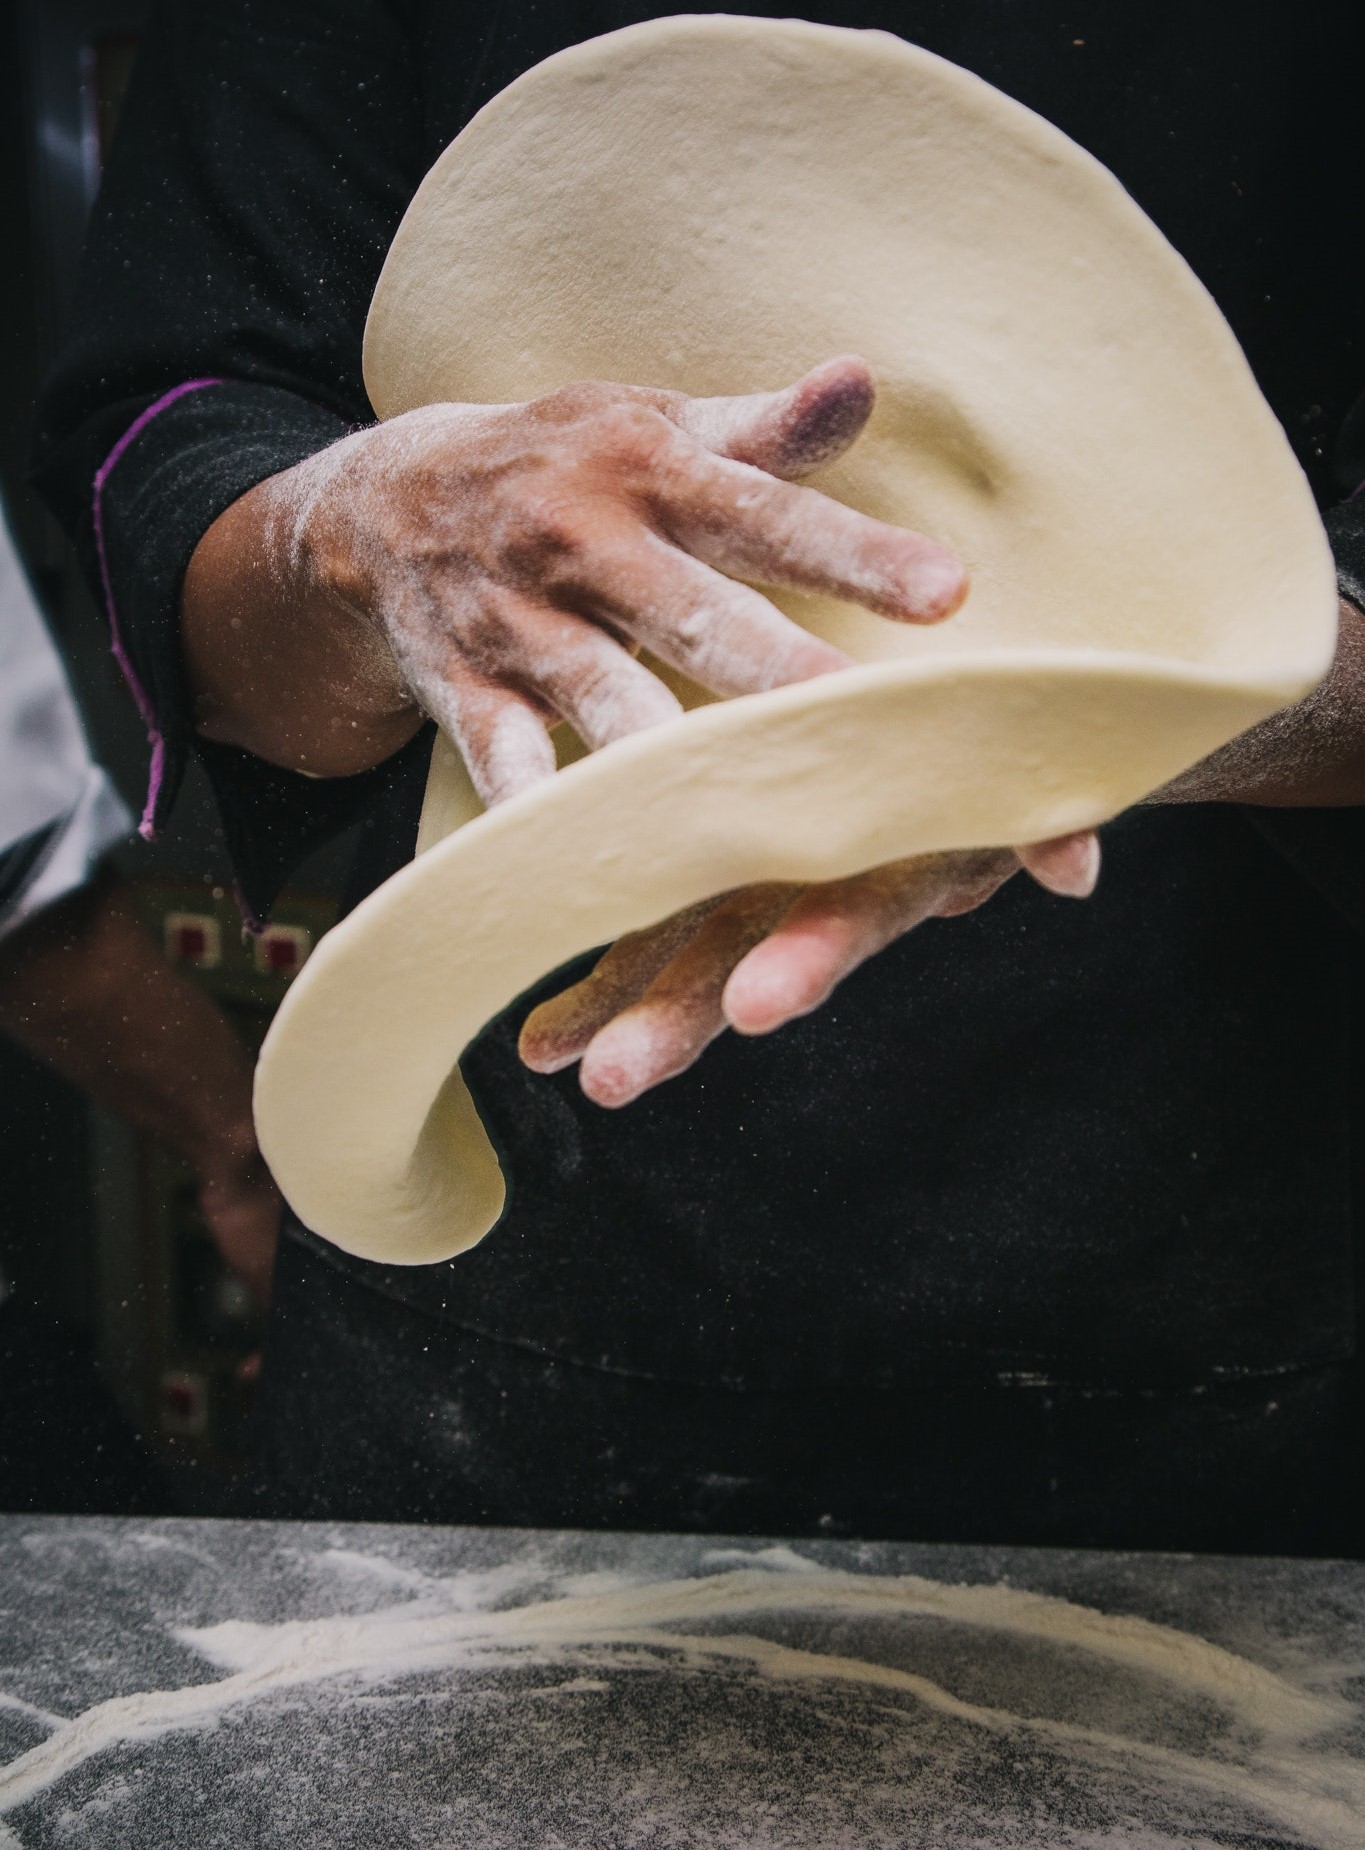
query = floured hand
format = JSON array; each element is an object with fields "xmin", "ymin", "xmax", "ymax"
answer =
[
  {"xmin": 520, "ymin": 830, "xmax": 1101, "ymax": 1105},
  {"xmin": 183, "ymin": 357, "xmax": 966, "ymax": 790}
]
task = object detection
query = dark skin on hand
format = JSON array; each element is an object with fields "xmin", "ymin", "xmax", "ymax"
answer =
[
  {"xmin": 0, "ymin": 873, "xmax": 279, "ymax": 1308},
  {"xmin": 182, "ymin": 356, "xmax": 1365, "ymax": 1107}
]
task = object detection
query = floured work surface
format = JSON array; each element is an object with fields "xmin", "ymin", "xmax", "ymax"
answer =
[{"xmin": 1, "ymin": 1517, "xmax": 1362, "ymax": 1848}]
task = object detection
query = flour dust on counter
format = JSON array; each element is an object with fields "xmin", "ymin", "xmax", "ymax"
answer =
[{"xmin": 0, "ymin": 1519, "xmax": 1362, "ymax": 1847}]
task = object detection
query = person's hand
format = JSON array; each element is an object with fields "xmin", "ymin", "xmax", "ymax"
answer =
[
  {"xmin": 186, "ymin": 355, "xmax": 969, "ymax": 789},
  {"xmin": 193, "ymin": 1123, "xmax": 281, "ymax": 1313},
  {"xmin": 0, "ymin": 876, "xmax": 283, "ymax": 1310},
  {"xmin": 520, "ymin": 831, "xmax": 1100, "ymax": 1106}
]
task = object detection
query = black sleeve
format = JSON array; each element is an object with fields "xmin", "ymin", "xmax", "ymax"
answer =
[{"xmin": 29, "ymin": 0, "xmax": 435, "ymax": 918}]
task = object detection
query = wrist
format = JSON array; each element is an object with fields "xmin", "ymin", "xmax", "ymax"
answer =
[
  {"xmin": 276, "ymin": 431, "xmax": 374, "ymax": 613},
  {"xmin": 1152, "ymin": 597, "xmax": 1365, "ymax": 809},
  {"xmin": 274, "ymin": 438, "xmax": 423, "ymax": 725},
  {"xmin": 185, "ymin": 443, "xmax": 421, "ymax": 775}
]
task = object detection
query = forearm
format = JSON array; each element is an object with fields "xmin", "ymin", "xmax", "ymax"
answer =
[
  {"xmin": 0, "ymin": 874, "xmax": 255, "ymax": 1171},
  {"xmin": 1158, "ymin": 597, "xmax": 1365, "ymax": 807}
]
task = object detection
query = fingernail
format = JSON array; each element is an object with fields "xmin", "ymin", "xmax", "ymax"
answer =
[
  {"xmin": 579, "ymin": 1061, "xmax": 640, "ymax": 1109},
  {"xmin": 723, "ymin": 978, "xmax": 790, "ymax": 1036},
  {"xmin": 518, "ymin": 1037, "xmax": 577, "ymax": 1075},
  {"xmin": 780, "ymin": 368, "xmax": 877, "ymax": 473},
  {"xmin": 916, "ymin": 555, "xmax": 970, "ymax": 620},
  {"xmin": 723, "ymin": 952, "xmax": 808, "ymax": 1036},
  {"xmin": 1057, "ymin": 834, "xmax": 1101, "ymax": 898}
]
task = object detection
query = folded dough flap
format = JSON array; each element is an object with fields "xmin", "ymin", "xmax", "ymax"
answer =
[{"xmin": 257, "ymin": 652, "xmax": 1290, "ymax": 1265}]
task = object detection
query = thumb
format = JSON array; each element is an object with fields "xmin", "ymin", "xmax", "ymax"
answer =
[{"xmin": 675, "ymin": 354, "xmax": 876, "ymax": 480}]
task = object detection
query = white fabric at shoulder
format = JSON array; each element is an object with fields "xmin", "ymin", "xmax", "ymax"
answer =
[
  {"xmin": 0, "ymin": 502, "xmax": 131, "ymax": 939},
  {"xmin": 256, "ymin": 16, "xmax": 1336, "ymax": 1265}
]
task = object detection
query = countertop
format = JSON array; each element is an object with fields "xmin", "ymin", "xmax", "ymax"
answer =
[{"xmin": 1, "ymin": 1517, "xmax": 1363, "ymax": 1847}]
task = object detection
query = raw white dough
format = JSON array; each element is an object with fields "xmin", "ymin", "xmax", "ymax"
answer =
[{"xmin": 255, "ymin": 16, "xmax": 1336, "ymax": 1265}]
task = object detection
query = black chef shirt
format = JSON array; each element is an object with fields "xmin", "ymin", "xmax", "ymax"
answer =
[{"xmin": 28, "ymin": 1, "xmax": 1365, "ymax": 1543}]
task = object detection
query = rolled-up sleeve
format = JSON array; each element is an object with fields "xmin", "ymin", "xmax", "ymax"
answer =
[{"xmin": 1241, "ymin": 467, "xmax": 1365, "ymax": 937}]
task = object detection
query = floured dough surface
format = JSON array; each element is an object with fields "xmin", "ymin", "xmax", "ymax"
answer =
[{"xmin": 256, "ymin": 16, "xmax": 1336, "ymax": 1264}]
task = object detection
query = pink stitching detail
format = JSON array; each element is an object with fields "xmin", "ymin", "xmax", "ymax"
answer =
[{"xmin": 92, "ymin": 378, "xmax": 225, "ymax": 838}]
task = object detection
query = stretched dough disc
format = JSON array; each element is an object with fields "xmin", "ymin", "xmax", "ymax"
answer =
[{"xmin": 255, "ymin": 15, "xmax": 1336, "ymax": 1265}]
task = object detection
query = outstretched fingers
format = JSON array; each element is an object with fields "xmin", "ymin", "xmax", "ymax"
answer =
[
  {"xmin": 520, "ymin": 836, "xmax": 1101, "ymax": 1105},
  {"xmin": 723, "ymin": 839, "xmax": 1098, "ymax": 1037},
  {"xmin": 519, "ymin": 900, "xmax": 724, "ymax": 1074},
  {"xmin": 403, "ymin": 583, "xmax": 689, "ymax": 805},
  {"xmin": 583, "ymin": 530, "xmax": 852, "ymax": 695},
  {"xmin": 575, "ymin": 886, "xmax": 802, "ymax": 1107},
  {"xmin": 414, "ymin": 660, "xmax": 557, "ymax": 808},
  {"xmin": 722, "ymin": 854, "xmax": 1011, "ymax": 1035},
  {"xmin": 654, "ymin": 445, "xmax": 969, "ymax": 626},
  {"xmin": 479, "ymin": 585, "xmax": 685, "ymax": 749}
]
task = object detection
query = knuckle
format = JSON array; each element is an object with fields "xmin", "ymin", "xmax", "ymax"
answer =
[
  {"xmin": 589, "ymin": 400, "xmax": 681, "ymax": 474},
  {"xmin": 606, "ymin": 400, "xmax": 674, "ymax": 455},
  {"xmin": 498, "ymin": 496, "xmax": 591, "ymax": 587},
  {"xmin": 536, "ymin": 380, "xmax": 621, "ymax": 424},
  {"xmin": 669, "ymin": 598, "xmax": 717, "ymax": 657},
  {"xmin": 425, "ymin": 587, "xmax": 513, "ymax": 681},
  {"xmin": 564, "ymin": 657, "xmax": 627, "ymax": 719},
  {"xmin": 533, "ymin": 382, "xmax": 672, "ymax": 453},
  {"xmin": 460, "ymin": 605, "xmax": 515, "ymax": 675}
]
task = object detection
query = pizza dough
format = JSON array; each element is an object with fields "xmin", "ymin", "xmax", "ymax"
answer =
[{"xmin": 254, "ymin": 15, "xmax": 1336, "ymax": 1265}]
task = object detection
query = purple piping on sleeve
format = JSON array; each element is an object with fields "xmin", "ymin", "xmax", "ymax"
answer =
[
  {"xmin": 92, "ymin": 377, "xmax": 225, "ymax": 838},
  {"xmin": 232, "ymin": 880, "xmax": 265, "ymax": 939}
]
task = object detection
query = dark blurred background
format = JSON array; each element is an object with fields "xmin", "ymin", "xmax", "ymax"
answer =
[{"xmin": 0, "ymin": 0, "xmax": 347, "ymax": 1513}]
